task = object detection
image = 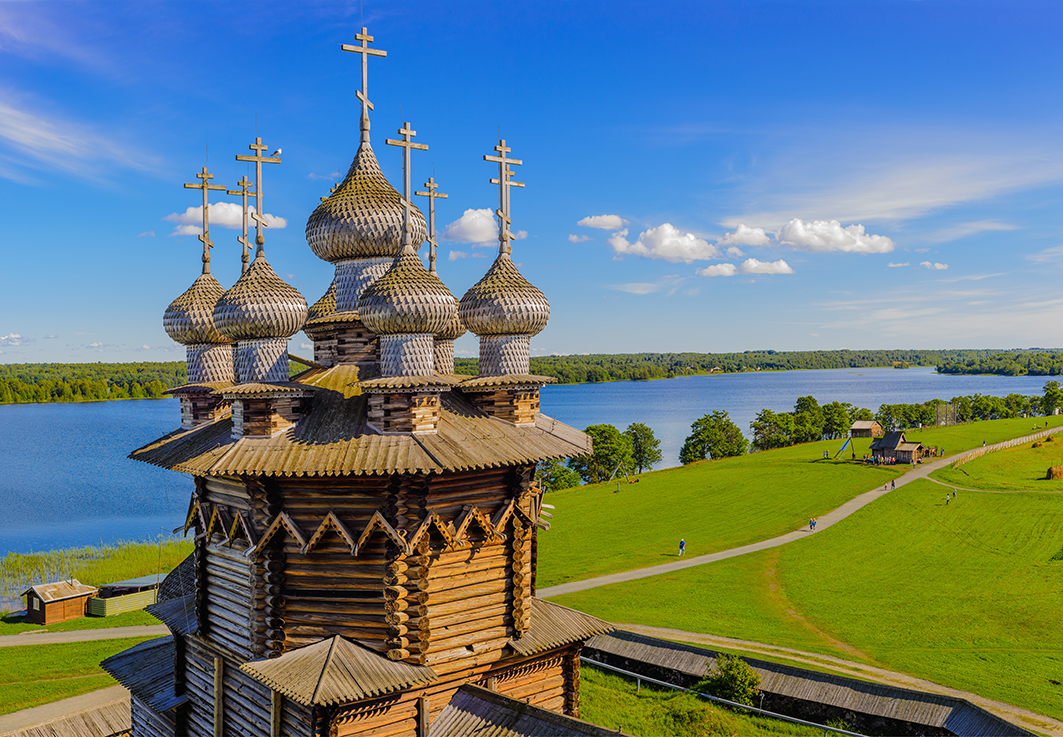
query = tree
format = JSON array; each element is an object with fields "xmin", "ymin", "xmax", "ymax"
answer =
[
  {"xmin": 623, "ymin": 422, "xmax": 662, "ymax": 473},
  {"xmin": 679, "ymin": 411, "xmax": 748, "ymax": 464},
  {"xmin": 568, "ymin": 424, "xmax": 634, "ymax": 484},
  {"xmin": 821, "ymin": 401, "xmax": 851, "ymax": 439},
  {"xmin": 1043, "ymin": 380, "xmax": 1063, "ymax": 416},
  {"xmin": 696, "ymin": 653, "xmax": 761, "ymax": 707},
  {"xmin": 536, "ymin": 458, "xmax": 581, "ymax": 492},
  {"xmin": 749, "ymin": 409, "xmax": 794, "ymax": 451}
]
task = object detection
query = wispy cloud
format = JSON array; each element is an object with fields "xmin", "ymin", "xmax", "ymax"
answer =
[
  {"xmin": 568, "ymin": 234, "xmax": 592, "ymax": 243},
  {"xmin": 578, "ymin": 214, "xmax": 627, "ymax": 230},
  {"xmin": 0, "ymin": 90, "xmax": 154, "ymax": 183},
  {"xmin": 1027, "ymin": 245, "xmax": 1063, "ymax": 264},
  {"xmin": 607, "ymin": 275, "xmax": 687, "ymax": 295},
  {"xmin": 926, "ymin": 220, "xmax": 1020, "ymax": 243},
  {"xmin": 920, "ymin": 261, "xmax": 949, "ymax": 270},
  {"xmin": 0, "ymin": 333, "xmax": 32, "ymax": 346},
  {"xmin": 888, "ymin": 262, "xmax": 910, "ymax": 268},
  {"xmin": 938, "ymin": 272, "xmax": 1006, "ymax": 283},
  {"xmin": 308, "ymin": 171, "xmax": 341, "ymax": 181},
  {"xmin": 137, "ymin": 230, "xmax": 155, "ymax": 238}
]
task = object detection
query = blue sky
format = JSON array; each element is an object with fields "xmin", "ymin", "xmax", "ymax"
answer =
[{"xmin": 3, "ymin": 0, "xmax": 1063, "ymax": 363}]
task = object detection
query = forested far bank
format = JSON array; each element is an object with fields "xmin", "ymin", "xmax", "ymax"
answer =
[
  {"xmin": 3, "ymin": 347, "xmax": 1061, "ymax": 404},
  {"xmin": 0, "ymin": 362, "xmax": 186, "ymax": 404},
  {"xmin": 458, "ymin": 348, "xmax": 1052, "ymax": 384}
]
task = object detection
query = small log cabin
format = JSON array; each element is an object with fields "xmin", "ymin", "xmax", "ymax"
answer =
[
  {"xmin": 850, "ymin": 420, "xmax": 883, "ymax": 438},
  {"xmin": 22, "ymin": 579, "xmax": 97, "ymax": 625},
  {"xmin": 870, "ymin": 431, "xmax": 925, "ymax": 464},
  {"xmin": 104, "ymin": 29, "xmax": 614, "ymax": 737}
]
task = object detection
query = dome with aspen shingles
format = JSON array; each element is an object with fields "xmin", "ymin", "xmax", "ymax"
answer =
[
  {"xmin": 305, "ymin": 143, "xmax": 427, "ymax": 262},
  {"xmin": 359, "ymin": 248, "xmax": 456, "ymax": 336},
  {"xmin": 458, "ymin": 253, "xmax": 549, "ymax": 336},
  {"xmin": 163, "ymin": 273, "xmax": 230, "ymax": 345},
  {"xmin": 435, "ymin": 295, "xmax": 466, "ymax": 341},
  {"xmin": 214, "ymin": 257, "xmax": 308, "ymax": 340}
]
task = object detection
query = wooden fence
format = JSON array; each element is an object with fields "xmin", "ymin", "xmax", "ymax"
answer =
[
  {"xmin": 952, "ymin": 427, "xmax": 1063, "ymax": 468},
  {"xmin": 86, "ymin": 589, "xmax": 158, "ymax": 617}
]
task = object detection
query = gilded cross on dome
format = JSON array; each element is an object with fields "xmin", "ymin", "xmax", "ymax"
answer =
[
  {"xmin": 484, "ymin": 139, "xmax": 524, "ymax": 254},
  {"xmin": 341, "ymin": 27, "xmax": 387, "ymax": 142},
  {"xmin": 226, "ymin": 175, "xmax": 256, "ymax": 274},
  {"xmin": 183, "ymin": 166, "xmax": 225, "ymax": 275},
  {"xmin": 235, "ymin": 137, "xmax": 281, "ymax": 257},
  {"xmin": 385, "ymin": 122, "xmax": 428, "ymax": 248},
  {"xmin": 415, "ymin": 177, "xmax": 448, "ymax": 274}
]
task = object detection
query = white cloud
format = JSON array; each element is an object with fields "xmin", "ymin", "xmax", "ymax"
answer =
[
  {"xmin": 514, "ymin": 230, "xmax": 528, "ymax": 241},
  {"xmin": 740, "ymin": 258, "xmax": 794, "ymax": 275},
  {"xmin": 927, "ymin": 220, "xmax": 1020, "ymax": 243},
  {"xmin": 43, "ymin": 334, "xmax": 56, "ymax": 339},
  {"xmin": 137, "ymin": 230, "xmax": 154, "ymax": 238},
  {"xmin": 718, "ymin": 224, "xmax": 771, "ymax": 247},
  {"xmin": 725, "ymin": 246, "xmax": 745, "ymax": 258},
  {"xmin": 607, "ymin": 223, "xmax": 720, "ymax": 263},
  {"xmin": 578, "ymin": 214, "xmax": 627, "ymax": 230},
  {"xmin": 776, "ymin": 219, "xmax": 894, "ymax": 253},
  {"xmin": 696, "ymin": 263, "xmax": 738, "ymax": 277},
  {"xmin": 308, "ymin": 171, "xmax": 341, "ymax": 181},
  {"xmin": 1028, "ymin": 246, "xmax": 1063, "ymax": 264},
  {"xmin": 888, "ymin": 262, "xmax": 910, "ymax": 268},
  {"xmin": 568, "ymin": 234, "xmax": 591, "ymax": 243},
  {"xmin": 920, "ymin": 261, "xmax": 949, "ymax": 270},
  {"xmin": 448, "ymin": 250, "xmax": 468, "ymax": 261},
  {"xmin": 165, "ymin": 203, "xmax": 287, "ymax": 236},
  {"xmin": 609, "ymin": 282, "xmax": 662, "ymax": 295},
  {"xmin": 443, "ymin": 208, "xmax": 498, "ymax": 244},
  {"xmin": 299, "ymin": 342, "xmax": 312, "ymax": 350},
  {"xmin": 0, "ymin": 333, "xmax": 32, "ymax": 346}
]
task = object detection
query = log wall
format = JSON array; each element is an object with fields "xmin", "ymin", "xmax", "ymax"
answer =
[
  {"xmin": 181, "ymin": 395, "xmax": 230, "ymax": 429},
  {"xmin": 232, "ymin": 396, "xmax": 306, "ymax": 438},
  {"xmin": 132, "ymin": 695, "xmax": 177, "ymax": 737},
  {"xmin": 200, "ymin": 541, "xmax": 255, "ymax": 661},
  {"xmin": 184, "ymin": 636, "xmax": 313, "ymax": 737},
  {"xmin": 467, "ymin": 388, "xmax": 540, "ymax": 426},
  {"xmin": 367, "ymin": 393, "xmax": 441, "ymax": 433}
]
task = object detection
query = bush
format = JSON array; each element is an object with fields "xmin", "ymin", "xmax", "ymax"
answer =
[{"xmin": 696, "ymin": 653, "xmax": 761, "ymax": 707}]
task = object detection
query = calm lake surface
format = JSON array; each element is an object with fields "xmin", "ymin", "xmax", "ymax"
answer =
[{"xmin": 0, "ymin": 367, "xmax": 1051, "ymax": 554}]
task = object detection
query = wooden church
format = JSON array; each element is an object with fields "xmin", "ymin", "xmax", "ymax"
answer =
[{"xmin": 103, "ymin": 27, "xmax": 614, "ymax": 737}]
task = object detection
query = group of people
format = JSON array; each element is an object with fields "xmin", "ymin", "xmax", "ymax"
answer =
[
  {"xmin": 862, "ymin": 454, "xmax": 900, "ymax": 465},
  {"xmin": 808, "ymin": 517, "xmax": 818, "ymax": 531}
]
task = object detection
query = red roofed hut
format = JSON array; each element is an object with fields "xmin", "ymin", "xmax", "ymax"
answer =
[{"xmin": 22, "ymin": 579, "xmax": 97, "ymax": 625}]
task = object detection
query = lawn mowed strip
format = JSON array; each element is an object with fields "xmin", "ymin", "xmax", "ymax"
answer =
[
  {"xmin": 554, "ymin": 478, "xmax": 1063, "ymax": 721},
  {"xmin": 539, "ymin": 415, "xmax": 1063, "ymax": 589},
  {"xmin": 0, "ymin": 636, "xmax": 158, "ymax": 714},
  {"xmin": 932, "ymin": 437, "xmax": 1063, "ymax": 492}
]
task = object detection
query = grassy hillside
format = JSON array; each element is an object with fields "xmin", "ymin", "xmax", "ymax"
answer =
[
  {"xmin": 553, "ymin": 475, "xmax": 1063, "ymax": 721},
  {"xmin": 539, "ymin": 415, "xmax": 1063, "ymax": 589},
  {"xmin": 932, "ymin": 437, "xmax": 1063, "ymax": 491}
]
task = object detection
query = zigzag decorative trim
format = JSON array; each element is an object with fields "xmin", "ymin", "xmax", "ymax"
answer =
[
  {"xmin": 252, "ymin": 511, "xmax": 308, "ymax": 556},
  {"xmin": 356, "ymin": 511, "xmax": 411, "ymax": 556},
  {"xmin": 226, "ymin": 510, "xmax": 257, "ymax": 549},
  {"xmin": 176, "ymin": 495, "xmax": 200, "ymax": 536},
  {"xmin": 406, "ymin": 509, "xmax": 457, "ymax": 550},
  {"xmin": 453, "ymin": 505, "xmax": 504, "ymax": 543},
  {"xmin": 302, "ymin": 510, "xmax": 358, "ymax": 555}
]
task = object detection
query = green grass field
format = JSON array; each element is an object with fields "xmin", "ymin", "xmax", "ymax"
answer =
[
  {"xmin": 581, "ymin": 666, "xmax": 825, "ymax": 737},
  {"xmin": 0, "ymin": 607, "xmax": 161, "ymax": 636},
  {"xmin": 0, "ymin": 636, "xmax": 157, "ymax": 715},
  {"xmin": 540, "ymin": 415, "xmax": 1063, "ymax": 589},
  {"xmin": 554, "ymin": 477, "xmax": 1063, "ymax": 721},
  {"xmin": 932, "ymin": 437, "xmax": 1063, "ymax": 491}
]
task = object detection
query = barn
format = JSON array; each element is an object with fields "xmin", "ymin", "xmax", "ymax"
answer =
[
  {"xmin": 870, "ymin": 431, "xmax": 925, "ymax": 464},
  {"xmin": 22, "ymin": 579, "xmax": 97, "ymax": 625},
  {"xmin": 850, "ymin": 420, "xmax": 884, "ymax": 438}
]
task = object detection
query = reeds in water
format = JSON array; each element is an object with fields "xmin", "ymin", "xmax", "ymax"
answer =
[{"xmin": 0, "ymin": 537, "xmax": 193, "ymax": 614}]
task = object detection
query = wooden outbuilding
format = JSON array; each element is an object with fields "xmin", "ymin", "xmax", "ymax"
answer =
[
  {"xmin": 870, "ymin": 431, "xmax": 925, "ymax": 463},
  {"xmin": 88, "ymin": 574, "xmax": 162, "ymax": 617},
  {"xmin": 22, "ymin": 579, "xmax": 97, "ymax": 625},
  {"xmin": 850, "ymin": 420, "xmax": 884, "ymax": 438}
]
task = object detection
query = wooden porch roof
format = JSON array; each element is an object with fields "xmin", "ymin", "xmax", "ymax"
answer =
[
  {"xmin": 429, "ymin": 684, "xmax": 618, "ymax": 736},
  {"xmin": 508, "ymin": 599, "xmax": 613, "ymax": 657}
]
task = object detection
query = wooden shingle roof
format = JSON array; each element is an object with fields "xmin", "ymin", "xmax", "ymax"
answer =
[
  {"xmin": 130, "ymin": 364, "xmax": 589, "ymax": 478},
  {"xmin": 239, "ymin": 635, "xmax": 437, "ymax": 706},
  {"xmin": 101, "ymin": 636, "xmax": 186, "ymax": 714},
  {"xmin": 429, "ymin": 685, "xmax": 618, "ymax": 736},
  {"xmin": 21, "ymin": 579, "xmax": 96, "ymax": 603},
  {"xmin": 508, "ymin": 599, "xmax": 613, "ymax": 657}
]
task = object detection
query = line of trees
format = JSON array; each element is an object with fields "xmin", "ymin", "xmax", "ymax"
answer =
[
  {"xmin": 0, "ymin": 362, "xmax": 186, "ymax": 404},
  {"xmin": 456, "ymin": 348, "xmax": 1023, "ymax": 385},
  {"xmin": 937, "ymin": 351, "xmax": 1063, "ymax": 377},
  {"xmin": 538, "ymin": 422, "xmax": 663, "ymax": 491}
]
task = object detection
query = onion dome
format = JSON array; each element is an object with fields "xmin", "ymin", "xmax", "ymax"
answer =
[
  {"xmin": 305, "ymin": 143, "xmax": 428, "ymax": 262},
  {"xmin": 163, "ymin": 273, "xmax": 229, "ymax": 345},
  {"xmin": 214, "ymin": 257, "xmax": 308, "ymax": 340},
  {"xmin": 359, "ymin": 247, "xmax": 456, "ymax": 336},
  {"xmin": 458, "ymin": 253, "xmax": 550, "ymax": 336},
  {"xmin": 306, "ymin": 278, "xmax": 337, "ymax": 323},
  {"xmin": 435, "ymin": 295, "xmax": 466, "ymax": 341}
]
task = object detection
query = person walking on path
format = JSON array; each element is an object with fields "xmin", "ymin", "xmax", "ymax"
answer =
[
  {"xmin": 891, "ymin": 479, "xmax": 896, "ymax": 490},
  {"xmin": 678, "ymin": 539, "xmax": 686, "ymax": 556},
  {"xmin": 809, "ymin": 517, "xmax": 814, "ymax": 531},
  {"xmin": 946, "ymin": 494, "xmax": 950, "ymax": 505}
]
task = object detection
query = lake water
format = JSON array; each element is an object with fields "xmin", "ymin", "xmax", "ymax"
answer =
[{"xmin": 0, "ymin": 367, "xmax": 1052, "ymax": 554}]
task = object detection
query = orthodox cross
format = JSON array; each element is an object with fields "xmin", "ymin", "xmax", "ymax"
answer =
[
  {"xmin": 235, "ymin": 138, "xmax": 281, "ymax": 257},
  {"xmin": 415, "ymin": 177, "xmax": 448, "ymax": 274},
  {"xmin": 385, "ymin": 122, "xmax": 428, "ymax": 248},
  {"xmin": 183, "ymin": 167, "xmax": 225, "ymax": 275},
  {"xmin": 484, "ymin": 139, "xmax": 524, "ymax": 254},
  {"xmin": 226, "ymin": 175, "xmax": 255, "ymax": 274},
  {"xmin": 341, "ymin": 27, "xmax": 387, "ymax": 142}
]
